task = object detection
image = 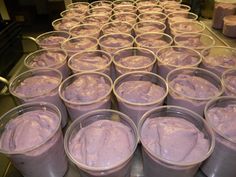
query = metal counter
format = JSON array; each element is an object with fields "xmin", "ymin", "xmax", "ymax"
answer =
[{"xmin": 0, "ymin": 18, "xmax": 236, "ymax": 177}]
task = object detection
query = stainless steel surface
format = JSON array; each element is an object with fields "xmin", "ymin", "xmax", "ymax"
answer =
[
  {"xmin": 1, "ymin": 18, "xmax": 235, "ymax": 177},
  {"xmin": 201, "ymin": 18, "xmax": 236, "ymax": 48}
]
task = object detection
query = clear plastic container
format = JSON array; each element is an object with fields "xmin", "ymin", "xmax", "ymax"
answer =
[
  {"xmin": 170, "ymin": 21, "xmax": 205, "ymax": 36},
  {"xmin": 135, "ymin": 32, "xmax": 173, "ymax": 54},
  {"xmin": 133, "ymin": 21, "xmax": 166, "ymax": 36},
  {"xmin": 138, "ymin": 105, "xmax": 215, "ymax": 177},
  {"xmin": 24, "ymin": 48, "xmax": 70, "ymax": 79},
  {"xmin": 111, "ymin": 12, "xmax": 137, "ymax": 25},
  {"xmin": 9, "ymin": 68, "xmax": 68, "ymax": 127},
  {"xmin": 167, "ymin": 12, "xmax": 198, "ymax": 25},
  {"xmin": 222, "ymin": 68, "xmax": 236, "ymax": 96},
  {"xmin": 138, "ymin": 12, "xmax": 167, "ymax": 24},
  {"xmin": 164, "ymin": 4, "xmax": 191, "ymax": 15},
  {"xmin": 35, "ymin": 31, "xmax": 70, "ymax": 49},
  {"xmin": 68, "ymin": 50, "xmax": 112, "ymax": 76},
  {"xmin": 58, "ymin": 72, "xmax": 112, "ymax": 121},
  {"xmin": 174, "ymin": 32, "xmax": 215, "ymax": 53},
  {"xmin": 200, "ymin": 46, "xmax": 236, "ymax": 77},
  {"xmin": 61, "ymin": 36, "xmax": 98, "ymax": 57},
  {"xmin": 89, "ymin": 6, "xmax": 113, "ymax": 16},
  {"xmin": 156, "ymin": 46, "xmax": 202, "ymax": 78},
  {"xmin": 113, "ymin": 71, "xmax": 168, "ymax": 126},
  {"xmin": 83, "ymin": 14, "xmax": 110, "ymax": 27},
  {"xmin": 159, "ymin": 0, "xmax": 182, "ymax": 7},
  {"xmin": 113, "ymin": 0, "xmax": 134, "ymax": 7},
  {"xmin": 99, "ymin": 33, "xmax": 134, "ymax": 57},
  {"xmin": 0, "ymin": 102, "xmax": 68, "ymax": 177},
  {"xmin": 166, "ymin": 67, "xmax": 223, "ymax": 116},
  {"xmin": 52, "ymin": 18, "xmax": 81, "ymax": 32},
  {"xmin": 201, "ymin": 96, "xmax": 236, "ymax": 177},
  {"xmin": 90, "ymin": 0, "xmax": 113, "ymax": 8},
  {"xmin": 136, "ymin": 0, "xmax": 159, "ymax": 8},
  {"xmin": 137, "ymin": 4, "xmax": 163, "ymax": 14},
  {"xmin": 101, "ymin": 21, "xmax": 133, "ymax": 35},
  {"xmin": 212, "ymin": 0, "xmax": 236, "ymax": 29},
  {"xmin": 69, "ymin": 24, "xmax": 101, "ymax": 38},
  {"xmin": 113, "ymin": 5, "xmax": 137, "ymax": 14},
  {"xmin": 60, "ymin": 9, "xmax": 86, "ymax": 21},
  {"xmin": 67, "ymin": 2, "xmax": 90, "ymax": 14},
  {"xmin": 64, "ymin": 109, "xmax": 138, "ymax": 177},
  {"xmin": 113, "ymin": 47, "xmax": 156, "ymax": 77}
]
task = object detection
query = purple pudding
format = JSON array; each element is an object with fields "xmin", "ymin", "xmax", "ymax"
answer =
[
  {"xmin": 62, "ymin": 36, "xmax": 98, "ymax": 57},
  {"xmin": 90, "ymin": 0, "xmax": 113, "ymax": 8},
  {"xmin": 159, "ymin": 0, "xmax": 181, "ymax": 7},
  {"xmin": 68, "ymin": 50, "xmax": 112, "ymax": 76},
  {"xmin": 167, "ymin": 68, "xmax": 223, "ymax": 116},
  {"xmin": 60, "ymin": 9, "xmax": 85, "ymax": 21},
  {"xmin": 59, "ymin": 72, "xmax": 112, "ymax": 121},
  {"xmin": 164, "ymin": 4, "xmax": 191, "ymax": 15},
  {"xmin": 167, "ymin": 12, "xmax": 198, "ymax": 25},
  {"xmin": 141, "ymin": 117, "xmax": 209, "ymax": 162},
  {"xmin": 134, "ymin": 21, "xmax": 166, "ymax": 35},
  {"xmin": 139, "ymin": 105, "xmax": 214, "ymax": 177},
  {"xmin": 89, "ymin": 6, "xmax": 112, "ymax": 16},
  {"xmin": 157, "ymin": 46, "xmax": 202, "ymax": 78},
  {"xmin": 174, "ymin": 33, "xmax": 215, "ymax": 52},
  {"xmin": 52, "ymin": 18, "xmax": 80, "ymax": 32},
  {"xmin": 64, "ymin": 109, "xmax": 138, "ymax": 177},
  {"xmin": 69, "ymin": 120, "xmax": 135, "ymax": 167},
  {"xmin": 69, "ymin": 24, "xmax": 100, "ymax": 38},
  {"xmin": 201, "ymin": 46, "xmax": 236, "ymax": 77},
  {"xmin": 35, "ymin": 31, "xmax": 70, "ymax": 49},
  {"xmin": 67, "ymin": 2, "xmax": 89, "ymax": 14},
  {"xmin": 138, "ymin": 5, "xmax": 163, "ymax": 14},
  {"xmin": 24, "ymin": 49, "xmax": 70, "ymax": 79},
  {"xmin": 135, "ymin": 32, "xmax": 172, "ymax": 54},
  {"xmin": 170, "ymin": 21, "xmax": 205, "ymax": 36},
  {"xmin": 138, "ymin": 12, "xmax": 167, "ymax": 24},
  {"xmin": 114, "ymin": 71, "xmax": 168, "ymax": 126},
  {"xmin": 83, "ymin": 15, "xmax": 110, "ymax": 27},
  {"xmin": 113, "ymin": 5, "xmax": 137, "ymax": 14},
  {"xmin": 113, "ymin": 47, "xmax": 156, "ymax": 77},
  {"xmin": 0, "ymin": 103, "xmax": 67, "ymax": 177},
  {"xmin": 99, "ymin": 33, "xmax": 134, "ymax": 56},
  {"xmin": 201, "ymin": 97, "xmax": 236, "ymax": 177},
  {"xmin": 9, "ymin": 69, "xmax": 68, "ymax": 127},
  {"xmin": 222, "ymin": 69, "xmax": 236, "ymax": 96},
  {"xmin": 101, "ymin": 21, "xmax": 133, "ymax": 35},
  {"xmin": 112, "ymin": 12, "xmax": 137, "ymax": 25}
]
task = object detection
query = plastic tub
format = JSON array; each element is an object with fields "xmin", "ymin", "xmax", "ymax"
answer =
[
  {"xmin": 64, "ymin": 109, "xmax": 138, "ymax": 177},
  {"xmin": 200, "ymin": 46, "xmax": 236, "ymax": 77},
  {"xmin": 166, "ymin": 67, "xmax": 223, "ymax": 116},
  {"xmin": 201, "ymin": 96, "xmax": 236, "ymax": 177},
  {"xmin": 35, "ymin": 31, "xmax": 70, "ymax": 49},
  {"xmin": 138, "ymin": 105, "xmax": 215, "ymax": 177},
  {"xmin": 9, "ymin": 68, "xmax": 68, "ymax": 127},
  {"xmin": 59, "ymin": 72, "xmax": 113, "ymax": 121},
  {"xmin": 68, "ymin": 50, "xmax": 112, "ymax": 76},
  {"xmin": 156, "ymin": 46, "xmax": 202, "ymax": 78},
  {"xmin": 0, "ymin": 102, "xmax": 68, "ymax": 177},
  {"xmin": 69, "ymin": 24, "xmax": 101, "ymax": 38},
  {"xmin": 113, "ymin": 47, "xmax": 156, "ymax": 77},
  {"xmin": 113, "ymin": 71, "xmax": 168, "ymax": 126},
  {"xmin": 24, "ymin": 48, "xmax": 70, "ymax": 79}
]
